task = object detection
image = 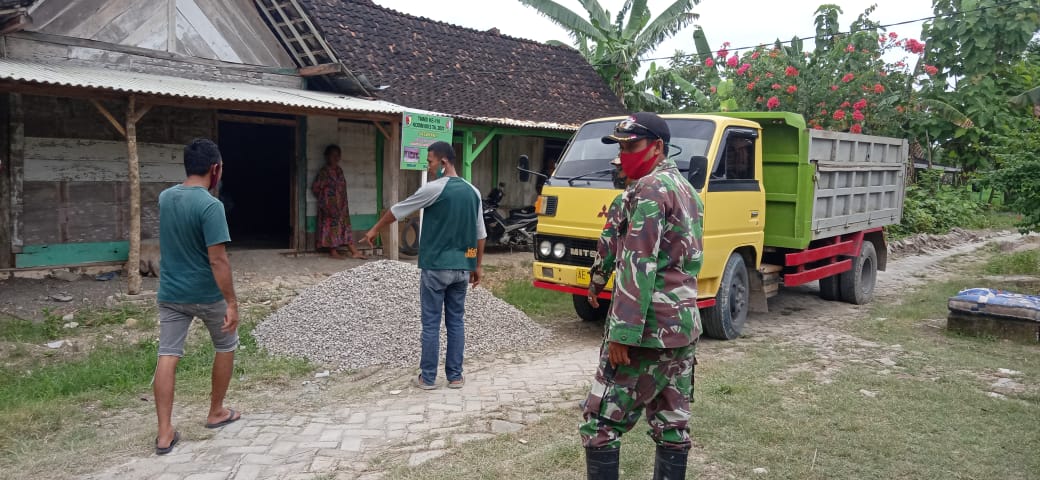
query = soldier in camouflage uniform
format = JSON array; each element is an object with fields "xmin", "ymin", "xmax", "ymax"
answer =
[{"xmin": 579, "ymin": 112, "xmax": 704, "ymax": 480}]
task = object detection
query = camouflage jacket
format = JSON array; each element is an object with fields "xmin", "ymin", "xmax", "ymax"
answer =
[
  {"xmin": 588, "ymin": 191, "xmax": 628, "ymax": 298},
  {"xmin": 606, "ymin": 158, "xmax": 704, "ymax": 349}
]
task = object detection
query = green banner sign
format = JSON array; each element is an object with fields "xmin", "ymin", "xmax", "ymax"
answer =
[{"xmin": 400, "ymin": 112, "xmax": 454, "ymax": 171}]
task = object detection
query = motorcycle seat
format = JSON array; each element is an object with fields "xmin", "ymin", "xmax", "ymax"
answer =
[{"xmin": 507, "ymin": 212, "xmax": 538, "ymax": 221}]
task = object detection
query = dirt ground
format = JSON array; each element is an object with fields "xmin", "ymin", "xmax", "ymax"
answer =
[{"xmin": 0, "ymin": 247, "xmax": 534, "ymax": 322}]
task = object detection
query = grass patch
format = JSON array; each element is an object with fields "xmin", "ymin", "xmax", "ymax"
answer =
[
  {"xmin": 492, "ymin": 279, "xmax": 573, "ymax": 318},
  {"xmin": 966, "ymin": 210, "xmax": 1023, "ymax": 231},
  {"xmin": 984, "ymin": 249, "xmax": 1040, "ymax": 276},
  {"xmin": 0, "ymin": 305, "xmax": 310, "ymax": 467}
]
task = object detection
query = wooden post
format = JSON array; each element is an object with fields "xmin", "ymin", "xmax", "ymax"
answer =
[
  {"xmin": 126, "ymin": 96, "xmax": 142, "ymax": 295},
  {"xmin": 383, "ymin": 121, "xmax": 401, "ymax": 261},
  {"xmin": 0, "ymin": 94, "xmax": 10, "ymax": 268}
]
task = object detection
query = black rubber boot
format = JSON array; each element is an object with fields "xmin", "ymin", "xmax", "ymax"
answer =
[
  {"xmin": 585, "ymin": 446, "xmax": 620, "ymax": 480},
  {"xmin": 652, "ymin": 446, "xmax": 689, "ymax": 480}
]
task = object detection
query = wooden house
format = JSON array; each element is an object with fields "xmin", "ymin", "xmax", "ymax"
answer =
[{"xmin": 0, "ymin": 0, "xmax": 624, "ymax": 289}]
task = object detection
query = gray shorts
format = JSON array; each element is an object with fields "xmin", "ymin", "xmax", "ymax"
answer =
[{"xmin": 158, "ymin": 301, "xmax": 239, "ymax": 357}]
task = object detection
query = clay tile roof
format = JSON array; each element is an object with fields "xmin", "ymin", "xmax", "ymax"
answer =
[{"xmin": 298, "ymin": 0, "xmax": 625, "ymax": 126}]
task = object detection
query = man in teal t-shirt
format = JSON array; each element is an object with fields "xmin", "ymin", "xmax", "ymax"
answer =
[
  {"xmin": 153, "ymin": 139, "xmax": 241, "ymax": 456},
  {"xmin": 364, "ymin": 141, "xmax": 487, "ymax": 390}
]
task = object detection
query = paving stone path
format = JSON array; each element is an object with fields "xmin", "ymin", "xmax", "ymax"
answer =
[{"xmin": 86, "ymin": 347, "xmax": 600, "ymax": 480}]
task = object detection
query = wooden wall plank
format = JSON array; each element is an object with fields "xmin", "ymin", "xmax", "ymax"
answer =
[
  {"xmin": 65, "ymin": 0, "xmax": 139, "ymax": 41},
  {"xmin": 173, "ymin": 10, "xmax": 218, "ymax": 60},
  {"xmin": 9, "ymin": 93, "xmax": 23, "ymax": 253},
  {"xmin": 192, "ymin": 0, "xmax": 295, "ymax": 67},
  {"xmin": 176, "ymin": 0, "xmax": 242, "ymax": 63},
  {"xmin": 15, "ymin": 241, "xmax": 129, "ymax": 268},
  {"xmin": 24, "ymin": 137, "xmax": 185, "ymax": 182},
  {"xmin": 5, "ymin": 35, "xmax": 302, "ymax": 88}
]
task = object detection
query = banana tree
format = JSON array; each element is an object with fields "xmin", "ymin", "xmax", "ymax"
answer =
[{"xmin": 519, "ymin": 0, "xmax": 700, "ymax": 109}]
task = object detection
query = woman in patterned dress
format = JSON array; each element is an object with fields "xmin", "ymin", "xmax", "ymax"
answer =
[{"xmin": 312, "ymin": 144, "xmax": 366, "ymax": 259}]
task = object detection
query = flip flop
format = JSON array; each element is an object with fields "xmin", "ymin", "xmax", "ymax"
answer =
[
  {"xmin": 205, "ymin": 408, "xmax": 241, "ymax": 429},
  {"xmin": 155, "ymin": 431, "xmax": 180, "ymax": 456}
]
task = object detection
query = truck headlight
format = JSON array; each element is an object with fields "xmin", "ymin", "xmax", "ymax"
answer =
[
  {"xmin": 552, "ymin": 242, "xmax": 566, "ymax": 259},
  {"xmin": 539, "ymin": 240, "xmax": 552, "ymax": 257}
]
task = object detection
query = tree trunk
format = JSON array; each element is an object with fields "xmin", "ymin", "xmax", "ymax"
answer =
[{"xmin": 126, "ymin": 97, "xmax": 142, "ymax": 295}]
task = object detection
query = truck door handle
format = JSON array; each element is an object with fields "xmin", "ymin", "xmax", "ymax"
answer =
[{"xmin": 750, "ymin": 211, "xmax": 759, "ymax": 218}]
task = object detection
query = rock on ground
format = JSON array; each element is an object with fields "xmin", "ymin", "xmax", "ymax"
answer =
[{"xmin": 253, "ymin": 260, "xmax": 549, "ymax": 370}]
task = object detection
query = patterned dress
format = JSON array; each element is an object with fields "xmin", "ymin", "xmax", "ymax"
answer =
[{"xmin": 312, "ymin": 165, "xmax": 353, "ymax": 248}]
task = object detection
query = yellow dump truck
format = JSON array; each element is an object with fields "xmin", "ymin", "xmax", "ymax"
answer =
[{"xmin": 532, "ymin": 112, "xmax": 907, "ymax": 339}]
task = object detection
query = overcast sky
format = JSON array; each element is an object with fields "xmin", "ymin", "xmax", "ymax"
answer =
[{"xmin": 373, "ymin": 0, "xmax": 936, "ymax": 66}]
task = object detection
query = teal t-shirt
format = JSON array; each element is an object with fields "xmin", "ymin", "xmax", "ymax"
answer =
[
  {"xmin": 157, "ymin": 185, "xmax": 231, "ymax": 304},
  {"xmin": 390, "ymin": 177, "xmax": 486, "ymax": 271}
]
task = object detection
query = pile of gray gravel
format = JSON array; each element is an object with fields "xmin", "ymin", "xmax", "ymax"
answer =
[{"xmin": 253, "ymin": 260, "xmax": 549, "ymax": 370}]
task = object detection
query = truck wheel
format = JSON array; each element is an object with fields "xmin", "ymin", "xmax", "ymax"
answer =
[
  {"xmin": 573, "ymin": 294, "xmax": 610, "ymax": 322},
  {"xmin": 703, "ymin": 253, "xmax": 749, "ymax": 340},
  {"xmin": 839, "ymin": 241, "xmax": 877, "ymax": 305},
  {"xmin": 818, "ymin": 275, "xmax": 841, "ymax": 301}
]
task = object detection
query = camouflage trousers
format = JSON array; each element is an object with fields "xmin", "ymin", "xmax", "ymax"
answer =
[{"xmin": 579, "ymin": 340, "xmax": 696, "ymax": 450}]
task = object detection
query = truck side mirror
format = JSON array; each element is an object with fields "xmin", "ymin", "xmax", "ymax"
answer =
[
  {"xmin": 517, "ymin": 155, "xmax": 530, "ymax": 182},
  {"xmin": 688, "ymin": 155, "xmax": 708, "ymax": 190}
]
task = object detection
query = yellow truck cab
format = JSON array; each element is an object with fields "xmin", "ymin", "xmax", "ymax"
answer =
[{"xmin": 532, "ymin": 112, "xmax": 907, "ymax": 339}]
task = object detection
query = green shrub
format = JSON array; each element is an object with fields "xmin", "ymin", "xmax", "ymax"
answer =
[{"xmin": 888, "ymin": 170, "xmax": 986, "ymax": 238}]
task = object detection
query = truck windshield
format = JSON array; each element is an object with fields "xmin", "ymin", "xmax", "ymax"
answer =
[{"xmin": 553, "ymin": 119, "xmax": 716, "ymax": 180}]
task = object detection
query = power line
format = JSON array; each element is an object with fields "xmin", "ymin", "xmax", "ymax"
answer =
[{"xmin": 376, "ymin": 0, "xmax": 1036, "ymax": 81}]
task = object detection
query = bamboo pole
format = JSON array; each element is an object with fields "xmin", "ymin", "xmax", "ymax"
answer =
[{"xmin": 126, "ymin": 96, "xmax": 142, "ymax": 295}]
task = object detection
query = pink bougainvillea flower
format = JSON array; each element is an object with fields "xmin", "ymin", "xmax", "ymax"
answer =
[
  {"xmin": 854, "ymin": 98, "xmax": 868, "ymax": 110},
  {"xmin": 727, "ymin": 55, "xmax": 739, "ymax": 67},
  {"xmin": 786, "ymin": 85, "xmax": 798, "ymax": 94},
  {"xmin": 710, "ymin": 86, "xmax": 717, "ymax": 93},
  {"xmin": 833, "ymin": 110, "xmax": 846, "ymax": 120},
  {"xmin": 717, "ymin": 47, "xmax": 729, "ymax": 59},
  {"xmin": 785, "ymin": 66, "xmax": 799, "ymax": 77},
  {"xmin": 873, "ymin": 84, "xmax": 885, "ymax": 94},
  {"xmin": 820, "ymin": 109, "xmax": 828, "ymax": 115},
  {"xmin": 813, "ymin": 125, "xmax": 824, "ymax": 130},
  {"xmin": 895, "ymin": 105, "xmax": 906, "ymax": 113},
  {"xmin": 751, "ymin": 51, "xmax": 761, "ymax": 60},
  {"xmin": 704, "ymin": 57, "xmax": 715, "ymax": 67},
  {"xmin": 765, "ymin": 72, "xmax": 774, "ymax": 78},
  {"xmin": 852, "ymin": 110, "xmax": 865, "ymax": 121},
  {"xmin": 766, "ymin": 96, "xmax": 780, "ymax": 110},
  {"xmin": 771, "ymin": 83, "xmax": 781, "ymax": 90},
  {"xmin": 905, "ymin": 39, "xmax": 925, "ymax": 54},
  {"xmin": 723, "ymin": 41, "xmax": 731, "ymax": 48},
  {"xmin": 841, "ymin": 101, "xmax": 851, "ymax": 108},
  {"xmin": 831, "ymin": 85, "xmax": 839, "ymax": 91},
  {"xmin": 924, "ymin": 64, "xmax": 939, "ymax": 75},
  {"xmin": 737, "ymin": 63, "xmax": 751, "ymax": 76},
  {"xmin": 895, "ymin": 61, "xmax": 906, "ymax": 67},
  {"xmin": 747, "ymin": 82, "xmax": 756, "ymax": 90},
  {"xmin": 889, "ymin": 32, "xmax": 898, "ymax": 39},
  {"xmin": 841, "ymin": 73, "xmax": 855, "ymax": 83},
  {"xmin": 879, "ymin": 35, "xmax": 886, "ymax": 43},
  {"xmin": 845, "ymin": 44, "xmax": 855, "ymax": 53},
  {"xmin": 850, "ymin": 124, "xmax": 863, "ymax": 134}
]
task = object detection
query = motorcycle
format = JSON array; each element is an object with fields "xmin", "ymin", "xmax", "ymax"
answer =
[{"xmin": 483, "ymin": 186, "xmax": 537, "ymax": 249}]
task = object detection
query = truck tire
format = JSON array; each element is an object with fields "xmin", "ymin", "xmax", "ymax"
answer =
[
  {"xmin": 703, "ymin": 253, "xmax": 749, "ymax": 340},
  {"xmin": 818, "ymin": 275, "xmax": 841, "ymax": 301},
  {"xmin": 573, "ymin": 294, "xmax": 610, "ymax": 322},
  {"xmin": 839, "ymin": 241, "xmax": 878, "ymax": 305}
]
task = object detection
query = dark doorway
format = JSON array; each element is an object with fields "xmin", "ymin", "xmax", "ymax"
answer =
[{"xmin": 217, "ymin": 121, "xmax": 295, "ymax": 248}]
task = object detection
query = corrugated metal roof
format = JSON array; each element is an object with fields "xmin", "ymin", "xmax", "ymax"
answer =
[
  {"xmin": 0, "ymin": 59, "xmax": 413, "ymax": 115},
  {"xmin": 0, "ymin": 59, "xmax": 578, "ymax": 132}
]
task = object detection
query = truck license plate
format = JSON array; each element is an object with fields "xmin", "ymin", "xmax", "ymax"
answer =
[{"xmin": 576, "ymin": 269, "xmax": 590, "ymax": 286}]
